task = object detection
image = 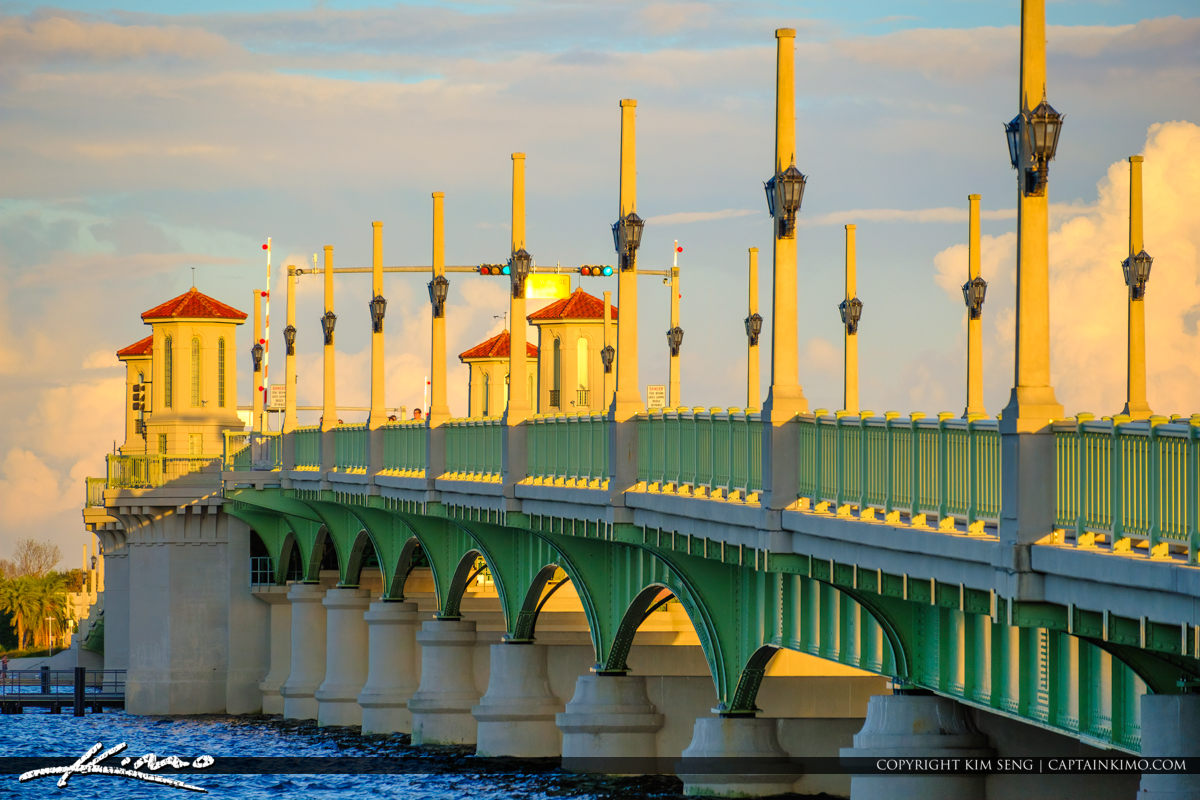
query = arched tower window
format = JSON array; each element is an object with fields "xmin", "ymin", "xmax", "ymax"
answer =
[
  {"xmin": 551, "ymin": 338, "xmax": 561, "ymax": 407},
  {"xmin": 483, "ymin": 372, "xmax": 491, "ymax": 417},
  {"xmin": 163, "ymin": 336, "xmax": 173, "ymax": 408},
  {"xmin": 190, "ymin": 337, "xmax": 201, "ymax": 407},
  {"xmin": 577, "ymin": 337, "xmax": 590, "ymax": 390},
  {"xmin": 217, "ymin": 338, "xmax": 226, "ymax": 407}
]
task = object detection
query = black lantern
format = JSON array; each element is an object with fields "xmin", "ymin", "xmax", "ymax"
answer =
[
  {"xmin": 1004, "ymin": 114, "xmax": 1022, "ymax": 170},
  {"xmin": 612, "ymin": 211, "xmax": 645, "ymax": 270},
  {"xmin": 1026, "ymin": 95, "xmax": 1064, "ymax": 166},
  {"xmin": 764, "ymin": 160, "xmax": 807, "ymax": 238},
  {"xmin": 745, "ymin": 313, "xmax": 763, "ymax": 346},
  {"xmin": 428, "ymin": 275, "xmax": 449, "ymax": 318},
  {"xmin": 1122, "ymin": 250, "xmax": 1153, "ymax": 300},
  {"xmin": 250, "ymin": 342, "xmax": 264, "ymax": 372},
  {"xmin": 321, "ymin": 310, "xmax": 337, "ymax": 345},
  {"xmin": 283, "ymin": 324, "xmax": 296, "ymax": 356},
  {"xmin": 369, "ymin": 294, "xmax": 387, "ymax": 333},
  {"xmin": 601, "ymin": 344, "xmax": 615, "ymax": 374},
  {"xmin": 962, "ymin": 276, "xmax": 988, "ymax": 319},
  {"xmin": 667, "ymin": 326, "xmax": 684, "ymax": 357},
  {"xmin": 1008, "ymin": 94, "xmax": 1064, "ymax": 196},
  {"xmin": 90, "ymin": 555, "xmax": 97, "ymax": 571},
  {"xmin": 839, "ymin": 297, "xmax": 864, "ymax": 335},
  {"xmin": 509, "ymin": 249, "xmax": 533, "ymax": 298}
]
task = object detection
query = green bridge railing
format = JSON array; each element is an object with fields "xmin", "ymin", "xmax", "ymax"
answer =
[
  {"xmin": 528, "ymin": 412, "xmax": 610, "ymax": 484},
  {"xmin": 382, "ymin": 420, "xmax": 427, "ymax": 474},
  {"xmin": 85, "ymin": 476, "xmax": 106, "ymax": 507},
  {"xmin": 106, "ymin": 453, "xmax": 223, "ymax": 489},
  {"xmin": 798, "ymin": 412, "xmax": 1001, "ymax": 527},
  {"xmin": 445, "ymin": 417, "xmax": 503, "ymax": 479},
  {"xmin": 293, "ymin": 426, "xmax": 322, "ymax": 469},
  {"xmin": 637, "ymin": 408, "xmax": 763, "ymax": 498},
  {"xmin": 1055, "ymin": 414, "xmax": 1200, "ymax": 561},
  {"xmin": 334, "ymin": 424, "xmax": 368, "ymax": 472}
]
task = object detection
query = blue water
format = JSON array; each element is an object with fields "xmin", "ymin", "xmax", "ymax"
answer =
[{"xmin": 0, "ymin": 710, "xmax": 689, "ymax": 799}]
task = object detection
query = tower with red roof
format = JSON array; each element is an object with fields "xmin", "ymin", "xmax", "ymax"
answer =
[{"xmin": 115, "ymin": 287, "xmax": 247, "ymax": 456}]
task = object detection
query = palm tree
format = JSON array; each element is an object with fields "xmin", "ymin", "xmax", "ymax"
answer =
[
  {"xmin": 30, "ymin": 574, "xmax": 71, "ymax": 649},
  {"xmin": 0, "ymin": 577, "xmax": 38, "ymax": 650}
]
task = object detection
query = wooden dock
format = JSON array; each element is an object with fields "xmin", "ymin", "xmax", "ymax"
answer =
[{"xmin": 0, "ymin": 667, "xmax": 125, "ymax": 715}]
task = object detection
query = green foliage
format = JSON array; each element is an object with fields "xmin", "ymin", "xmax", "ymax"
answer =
[{"xmin": 0, "ymin": 572, "xmax": 73, "ymax": 651}]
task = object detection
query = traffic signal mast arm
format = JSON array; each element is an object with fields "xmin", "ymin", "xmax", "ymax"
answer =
[{"xmin": 293, "ymin": 264, "xmax": 675, "ymax": 276}]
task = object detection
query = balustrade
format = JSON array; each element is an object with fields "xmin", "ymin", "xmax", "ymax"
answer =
[
  {"xmin": 444, "ymin": 417, "xmax": 503, "ymax": 478},
  {"xmin": 637, "ymin": 408, "xmax": 762, "ymax": 497},
  {"xmin": 292, "ymin": 426, "xmax": 322, "ymax": 470},
  {"xmin": 1054, "ymin": 415, "xmax": 1200, "ymax": 562},
  {"xmin": 527, "ymin": 412, "xmax": 609, "ymax": 483},
  {"xmin": 381, "ymin": 420, "xmax": 427, "ymax": 474},
  {"xmin": 798, "ymin": 412, "xmax": 1000, "ymax": 527},
  {"xmin": 334, "ymin": 424, "xmax": 368, "ymax": 471},
  {"xmin": 105, "ymin": 453, "xmax": 222, "ymax": 489}
]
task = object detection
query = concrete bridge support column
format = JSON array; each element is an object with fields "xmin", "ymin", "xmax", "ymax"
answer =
[
  {"xmin": 280, "ymin": 583, "xmax": 327, "ymax": 720},
  {"xmin": 678, "ymin": 716, "xmax": 798, "ymax": 797},
  {"xmin": 839, "ymin": 692, "xmax": 992, "ymax": 800},
  {"xmin": 407, "ymin": 618, "xmax": 481, "ymax": 745},
  {"xmin": 315, "ymin": 587, "xmax": 371, "ymax": 727},
  {"xmin": 557, "ymin": 673, "xmax": 664, "ymax": 769},
  {"xmin": 257, "ymin": 588, "xmax": 292, "ymax": 715},
  {"xmin": 473, "ymin": 642, "xmax": 563, "ymax": 757},
  {"xmin": 1138, "ymin": 693, "xmax": 1200, "ymax": 799},
  {"xmin": 358, "ymin": 600, "xmax": 420, "ymax": 734}
]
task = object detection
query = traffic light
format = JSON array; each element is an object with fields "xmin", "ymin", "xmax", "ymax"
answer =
[
  {"xmin": 478, "ymin": 263, "xmax": 510, "ymax": 276},
  {"xmin": 131, "ymin": 383, "xmax": 146, "ymax": 411},
  {"xmin": 578, "ymin": 265, "xmax": 614, "ymax": 277}
]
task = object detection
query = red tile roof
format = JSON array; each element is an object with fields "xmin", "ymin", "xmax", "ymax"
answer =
[
  {"xmin": 527, "ymin": 289, "xmax": 617, "ymax": 322},
  {"xmin": 116, "ymin": 335, "xmax": 154, "ymax": 358},
  {"xmin": 142, "ymin": 287, "xmax": 248, "ymax": 322},
  {"xmin": 459, "ymin": 330, "xmax": 538, "ymax": 361}
]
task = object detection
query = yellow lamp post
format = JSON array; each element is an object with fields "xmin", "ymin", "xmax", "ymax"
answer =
[
  {"xmin": 506, "ymin": 153, "xmax": 532, "ymax": 426},
  {"xmin": 999, "ymin": 0, "xmax": 1065, "ymax": 553},
  {"xmin": 745, "ymin": 247, "xmax": 761, "ymax": 410},
  {"xmin": 283, "ymin": 265, "xmax": 298, "ymax": 433},
  {"xmin": 963, "ymin": 194, "xmax": 987, "ymax": 419},
  {"xmin": 839, "ymin": 225, "xmax": 862, "ymax": 415},
  {"xmin": 428, "ymin": 192, "xmax": 451, "ymax": 426},
  {"xmin": 612, "ymin": 99, "xmax": 644, "ymax": 422},
  {"xmin": 368, "ymin": 221, "xmax": 387, "ymax": 430},
  {"xmin": 1122, "ymin": 155, "xmax": 1152, "ymax": 420}
]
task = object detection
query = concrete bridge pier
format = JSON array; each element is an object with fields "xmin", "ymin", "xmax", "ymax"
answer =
[
  {"xmin": 358, "ymin": 600, "xmax": 421, "ymax": 734},
  {"xmin": 314, "ymin": 587, "xmax": 371, "ymax": 727},
  {"xmin": 840, "ymin": 691, "xmax": 992, "ymax": 800},
  {"xmin": 678, "ymin": 715, "xmax": 798, "ymax": 797},
  {"xmin": 1138, "ymin": 693, "xmax": 1200, "ymax": 799},
  {"xmin": 557, "ymin": 673, "xmax": 664, "ymax": 769},
  {"xmin": 280, "ymin": 582, "xmax": 328, "ymax": 720},
  {"xmin": 473, "ymin": 641, "xmax": 563, "ymax": 757},
  {"xmin": 407, "ymin": 618, "xmax": 481, "ymax": 744},
  {"xmin": 256, "ymin": 586, "xmax": 292, "ymax": 714}
]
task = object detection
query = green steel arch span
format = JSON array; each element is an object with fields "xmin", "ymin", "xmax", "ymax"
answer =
[{"xmin": 225, "ymin": 485, "xmax": 1195, "ymax": 749}]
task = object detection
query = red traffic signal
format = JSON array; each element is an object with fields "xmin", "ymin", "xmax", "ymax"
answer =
[
  {"xmin": 579, "ymin": 265, "xmax": 614, "ymax": 277},
  {"xmin": 478, "ymin": 264, "xmax": 510, "ymax": 276}
]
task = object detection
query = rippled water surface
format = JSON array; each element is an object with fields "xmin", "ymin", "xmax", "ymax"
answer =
[{"xmin": 0, "ymin": 710, "xmax": 689, "ymax": 800}]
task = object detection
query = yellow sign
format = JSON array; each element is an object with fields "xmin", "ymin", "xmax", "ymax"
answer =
[{"xmin": 525, "ymin": 274, "xmax": 571, "ymax": 300}]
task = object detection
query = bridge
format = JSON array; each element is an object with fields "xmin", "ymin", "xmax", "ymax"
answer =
[{"xmin": 80, "ymin": 6, "xmax": 1199, "ymax": 800}]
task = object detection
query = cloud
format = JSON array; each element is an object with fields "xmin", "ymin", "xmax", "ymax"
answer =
[
  {"xmin": 646, "ymin": 209, "xmax": 757, "ymax": 225},
  {"xmin": 0, "ymin": 14, "xmax": 235, "ymax": 65},
  {"xmin": 804, "ymin": 207, "xmax": 1017, "ymax": 226}
]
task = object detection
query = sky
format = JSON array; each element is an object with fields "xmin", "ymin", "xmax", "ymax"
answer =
[{"xmin": 0, "ymin": 0, "xmax": 1197, "ymax": 562}]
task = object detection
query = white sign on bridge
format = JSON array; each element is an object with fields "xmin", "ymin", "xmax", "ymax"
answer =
[
  {"xmin": 646, "ymin": 384, "xmax": 666, "ymax": 409},
  {"xmin": 268, "ymin": 384, "xmax": 286, "ymax": 410}
]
